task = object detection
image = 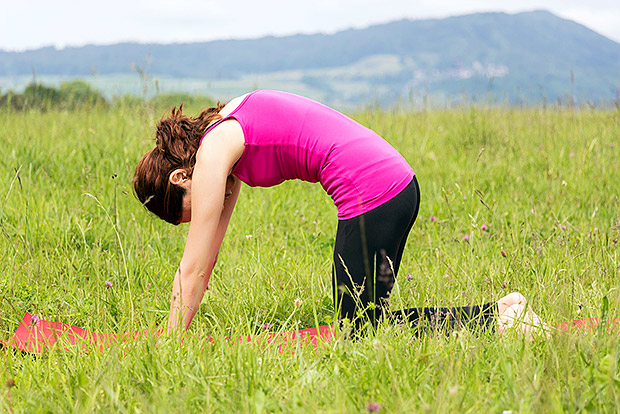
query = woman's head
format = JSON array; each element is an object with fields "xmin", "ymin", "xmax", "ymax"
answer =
[{"xmin": 133, "ymin": 103, "xmax": 225, "ymax": 224}]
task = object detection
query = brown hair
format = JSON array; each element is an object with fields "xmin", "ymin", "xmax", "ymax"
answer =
[{"xmin": 133, "ymin": 102, "xmax": 226, "ymax": 224}]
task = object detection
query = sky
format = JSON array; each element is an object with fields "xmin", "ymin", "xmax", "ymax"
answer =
[{"xmin": 1, "ymin": 0, "xmax": 620, "ymax": 51}]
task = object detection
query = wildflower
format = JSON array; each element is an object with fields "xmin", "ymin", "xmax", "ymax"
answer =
[
  {"xmin": 481, "ymin": 224, "xmax": 488, "ymax": 231},
  {"xmin": 105, "ymin": 280, "xmax": 113, "ymax": 288},
  {"xmin": 569, "ymin": 152, "xmax": 575, "ymax": 158},
  {"xmin": 561, "ymin": 180, "xmax": 567, "ymax": 187},
  {"xmin": 5, "ymin": 378, "xmax": 15, "ymax": 388},
  {"xmin": 245, "ymin": 234, "xmax": 253, "ymax": 240},
  {"xmin": 561, "ymin": 225, "xmax": 567, "ymax": 230},
  {"xmin": 301, "ymin": 217, "xmax": 306, "ymax": 222},
  {"xmin": 462, "ymin": 234, "xmax": 470, "ymax": 241},
  {"xmin": 430, "ymin": 215, "xmax": 438, "ymax": 222},
  {"xmin": 366, "ymin": 402, "xmax": 382, "ymax": 412},
  {"xmin": 610, "ymin": 143, "xmax": 615, "ymax": 148},
  {"xmin": 294, "ymin": 298, "xmax": 302, "ymax": 308},
  {"xmin": 31, "ymin": 315, "xmax": 41, "ymax": 327},
  {"xmin": 261, "ymin": 322, "xmax": 272, "ymax": 330},
  {"xmin": 500, "ymin": 250, "xmax": 507, "ymax": 257},
  {"xmin": 405, "ymin": 273, "xmax": 413, "ymax": 281},
  {"xmin": 502, "ymin": 280, "xmax": 508, "ymax": 289}
]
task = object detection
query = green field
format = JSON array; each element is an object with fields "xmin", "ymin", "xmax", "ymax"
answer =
[{"xmin": 1, "ymin": 103, "xmax": 619, "ymax": 412}]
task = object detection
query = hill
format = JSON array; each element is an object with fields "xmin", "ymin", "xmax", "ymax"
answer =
[{"xmin": 1, "ymin": 10, "xmax": 619, "ymax": 106}]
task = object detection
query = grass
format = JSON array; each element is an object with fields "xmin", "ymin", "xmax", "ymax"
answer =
[{"xmin": 0, "ymin": 103, "xmax": 619, "ymax": 412}]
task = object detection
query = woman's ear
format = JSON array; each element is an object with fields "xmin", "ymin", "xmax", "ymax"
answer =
[{"xmin": 169, "ymin": 168, "xmax": 189, "ymax": 185}]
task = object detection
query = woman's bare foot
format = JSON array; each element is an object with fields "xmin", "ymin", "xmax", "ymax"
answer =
[{"xmin": 496, "ymin": 292, "xmax": 548, "ymax": 337}]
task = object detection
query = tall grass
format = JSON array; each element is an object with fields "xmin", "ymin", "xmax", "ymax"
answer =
[{"xmin": 0, "ymin": 103, "xmax": 619, "ymax": 412}]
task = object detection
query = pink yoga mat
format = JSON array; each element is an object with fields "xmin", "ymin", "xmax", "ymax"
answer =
[
  {"xmin": 0, "ymin": 312, "xmax": 337, "ymax": 354},
  {"xmin": 1, "ymin": 312, "xmax": 617, "ymax": 354}
]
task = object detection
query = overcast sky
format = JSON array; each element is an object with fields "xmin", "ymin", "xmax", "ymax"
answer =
[{"xmin": 1, "ymin": 0, "xmax": 620, "ymax": 51}]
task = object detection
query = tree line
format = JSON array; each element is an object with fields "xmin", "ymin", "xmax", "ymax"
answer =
[
  {"xmin": 0, "ymin": 80, "xmax": 106, "ymax": 110},
  {"xmin": 0, "ymin": 80, "xmax": 216, "ymax": 111}
]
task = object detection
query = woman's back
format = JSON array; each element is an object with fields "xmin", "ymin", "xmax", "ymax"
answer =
[{"xmin": 203, "ymin": 90, "xmax": 414, "ymax": 219}]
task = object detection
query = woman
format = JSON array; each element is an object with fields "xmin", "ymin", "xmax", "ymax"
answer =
[{"xmin": 133, "ymin": 90, "xmax": 544, "ymax": 335}]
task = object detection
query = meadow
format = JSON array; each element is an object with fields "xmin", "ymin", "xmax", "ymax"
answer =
[{"xmin": 0, "ymin": 101, "xmax": 619, "ymax": 412}]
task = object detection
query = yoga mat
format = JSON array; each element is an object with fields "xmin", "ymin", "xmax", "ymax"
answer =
[
  {"xmin": 0, "ymin": 312, "xmax": 337, "ymax": 354},
  {"xmin": 1, "ymin": 312, "xmax": 618, "ymax": 355},
  {"xmin": 555, "ymin": 317, "xmax": 620, "ymax": 333}
]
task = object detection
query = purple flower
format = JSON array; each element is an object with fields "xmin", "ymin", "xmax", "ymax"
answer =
[
  {"xmin": 105, "ymin": 280, "xmax": 113, "ymax": 288},
  {"xmin": 261, "ymin": 322, "xmax": 272, "ymax": 330},
  {"xmin": 31, "ymin": 315, "xmax": 41, "ymax": 327},
  {"xmin": 430, "ymin": 215, "xmax": 438, "ymax": 222},
  {"xmin": 366, "ymin": 402, "xmax": 382, "ymax": 412},
  {"xmin": 481, "ymin": 224, "xmax": 488, "ymax": 231},
  {"xmin": 405, "ymin": 273, "xmax": 413, "ymax": 281},
  {"xmin": 569, "ymin": 152, "xmax": 575, "ymax": 158},
  {"xmin": 501, "ymin": 280, "xmax": 508, "ymax": 289},
  {"xmin": 462, "ymin": 234, "xmax": 470, "ymax": 241},
  {"xmin": 561, "ymin": 225, "xmax": 567, "ymax": 230}
]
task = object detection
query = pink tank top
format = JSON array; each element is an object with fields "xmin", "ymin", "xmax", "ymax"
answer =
[{"xmin": 201, "ymin": 90, "xmax": 414, "ymax": 220}]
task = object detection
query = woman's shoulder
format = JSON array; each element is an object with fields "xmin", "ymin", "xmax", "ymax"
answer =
[{"xmin": 196, "ymin": 118, "xmax": 245, "ymax": 172}]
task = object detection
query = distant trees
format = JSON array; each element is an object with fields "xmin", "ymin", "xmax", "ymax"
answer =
[
  {"xmin": 59, "ymin": 80, "xmax": 108, "ymax": 107},
  {"xmin": 0, "ymin": 81, "xmax": 217, "ymax": 111},
  {"xmin": 0, "ymin": 80, "xmax": 106, "ymax": 110}
]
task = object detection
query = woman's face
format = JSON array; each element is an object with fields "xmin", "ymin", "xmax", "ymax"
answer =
[
  {"xmin": 178, "ymin": 179, "xmax": 192, "ymax": 224},
  {"xmin": 224, "ymin": 175, "xmax": 236, "ymax": 200},
  {"xmin": 177, "ymin": 175, "xmax": 237, "ymax": 224}
]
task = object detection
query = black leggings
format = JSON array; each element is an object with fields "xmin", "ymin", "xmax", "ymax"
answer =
[{"xmin": 332, "ymin": 176, "xmax": 496, "ymax": 332}]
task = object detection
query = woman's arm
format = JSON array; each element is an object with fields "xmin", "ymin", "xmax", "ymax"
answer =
[
  {"xmin": 209, "ymin": 176, "xmax": 242, "ymax": 279},
  {"xmin": 167, "ymin": 120, "xmax": 244, "ymax": 330}
]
